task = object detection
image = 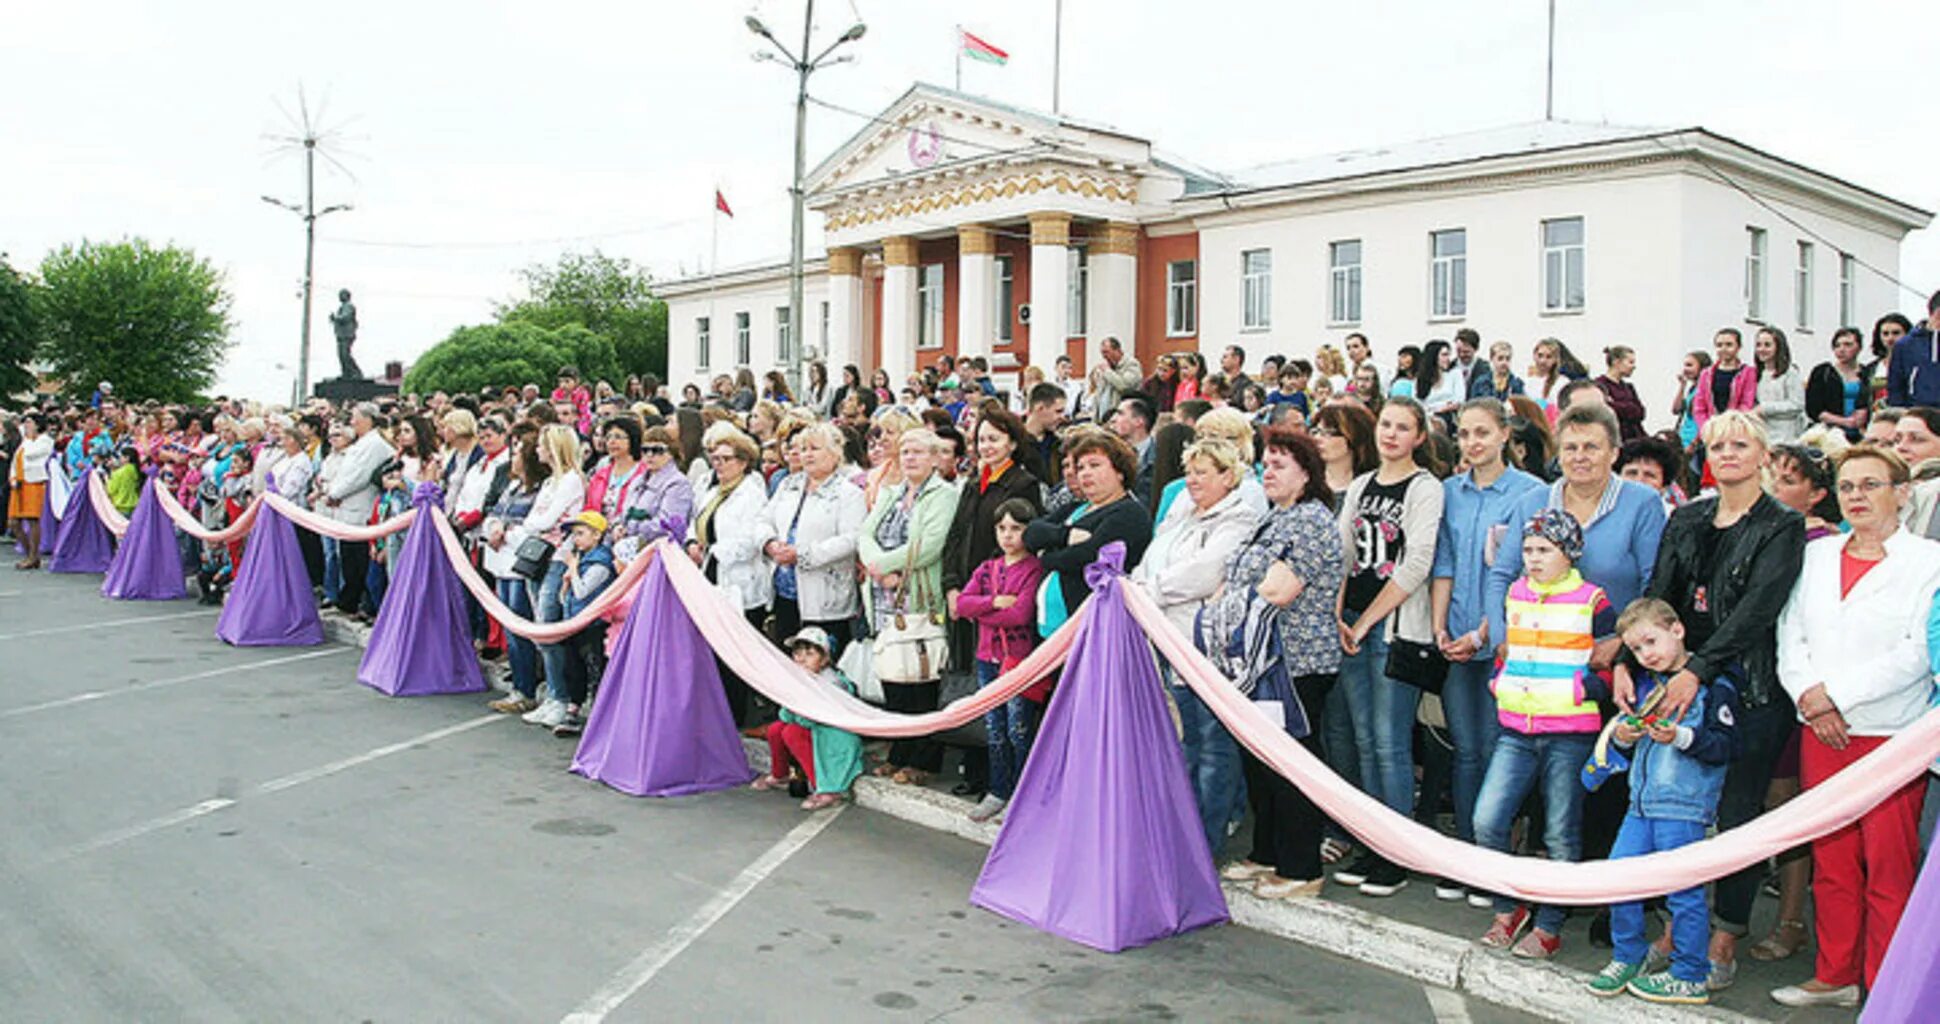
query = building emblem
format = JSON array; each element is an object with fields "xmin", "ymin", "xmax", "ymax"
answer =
[{"xmin": 907, "ymin": 121, "xmax": 943, "ymax": 169}]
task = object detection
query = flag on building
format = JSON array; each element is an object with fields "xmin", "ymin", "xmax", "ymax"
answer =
[
  {"xmin": 714, "ymin": 189, "xmax": 733, "ymax": 217},
  {"xmin": 961, "ymin": 29, "xmax": 1008, "ymax": 66}
]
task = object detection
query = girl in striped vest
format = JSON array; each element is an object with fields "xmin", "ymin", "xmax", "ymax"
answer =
[{"xmin": 1473, "ymin": 508, "xmax": 1615, "ymax": 960}]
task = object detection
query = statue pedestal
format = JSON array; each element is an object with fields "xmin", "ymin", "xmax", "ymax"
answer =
[{"xmin": 314, "ymin": 377, "xmax": 399, "ymax": 404}]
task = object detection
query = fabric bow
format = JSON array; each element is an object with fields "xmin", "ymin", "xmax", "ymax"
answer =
[
  {"xmin": 658, "ymin": 513, "xmax": 688, "ymax": 541},
  {"xmin": 411, "ymin": 480, "xmax": 446, "ymax": 508},
  {"xmin": 1083, "ymin": 540, "xmax": 1127, "ymax": 590}
]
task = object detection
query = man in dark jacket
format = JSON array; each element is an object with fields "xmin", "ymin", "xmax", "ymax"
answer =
[{"xmin": 1884, "ymin": 290, "xmax": 1940, "ymax": 408}]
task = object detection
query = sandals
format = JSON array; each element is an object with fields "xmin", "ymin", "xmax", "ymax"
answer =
[
  {"xmin": 891, "ymin": 768, "xmax": 932, "ymax": 786},
  {"xmin": 1748, "ymin": 919, "xmax": 1809, "ymax": 962},
  {"xmin": 869, "ymin": 763, "xmax": 900, "ymax": 778},
  {"xmin": 1320, "ymin": 837, "xmax": 1353, "ymax": 865},
  {"xmin": 801, "ymin": 792, "xmax": 845, "ymax": 810},
  {"xmin": 750, "ymin": 775, "xmax": 789, "ymax": 792}
]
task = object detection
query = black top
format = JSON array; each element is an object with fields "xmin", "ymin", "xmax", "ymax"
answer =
[
  {"xmin": 1025, "ymin": 495, "xmax": 1153, "ymax": 613},
  {"xmin": 1344, "ymin": 473, "xmax": 1417, "ymax": 615},
  {"xmin": 941, "ymin": 461, "xmax": 1042, "ymax": 594},
  {"xmin": 1804, "ymin": 362, "xmax": 1871, "ymax": 442},
  {"xmin": 1710, "ymin": 365, "xmax": 1743, "ymax": 413}
]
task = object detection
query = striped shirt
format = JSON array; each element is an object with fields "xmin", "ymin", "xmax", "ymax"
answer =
[{"xmin": 1494, "ymin": 569, "xmax": 1613, "ymax": 734}]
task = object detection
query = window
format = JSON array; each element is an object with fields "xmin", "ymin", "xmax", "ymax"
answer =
[
  {"xmin": 1541, "ymin": 217, "xmax": 1585, "ymax": 312},
  {"xmin": 819, "ymin": 301, "xmax": 829, "ymax": 353},
  {"xmin": 695, "ymin": 316, "xmax": 711, "ymax": 371},
  {"xmin": 734, "ymin": 311, "xmax": 751, "ymax": 365},
  {"xmin": 1839, "ymin": 252, "xmax": 1856, "ymax": 327},
  {"xmin": 775, "ymin": 305, "xmax": 793, "ymax": 364},
  {"xmin": 1329, "ymin": 240, "xmax": 1362, "ymax": 324},
  {"xmin": 1241, "ymin": 248, "xmax": 1272, "ymax": 330},
  {"xmin": 1166, "ymin": 259, "xmax": 1197, "ymax": 337},
  {"xmin": 1746, "ymin": 227, "xmax": 1767, "ymax": 320},
  {"xmin": 994, "ymin": 255, "xmax": 1014, "ymax": 342},
  {"xmin": 1795, "ymin": 241, "xmax": 1815, "ymax": 329},
  {"xmin": 917, "ymin": 262, "xmax": 945, "ymax": 349},
  {"xmin": 1430, "ymin": 229, "xmax": 1467, "ymax": 318},
  {"xmin": 1068, "ymin": 248, "xmax": 1089, "ymax": 337}
]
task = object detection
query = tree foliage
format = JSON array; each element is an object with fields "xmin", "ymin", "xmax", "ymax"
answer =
[
  {"xmin": 401, "ymin": 320, "xmax": 620, "ymax": 396},
  {"xmin": 35, "ymin": 238, "xmax": 233, "ymax": 403},
  {"xmin": 495, "ymin": 249, "xmax": 668, "ymax": 379},
  {"xmin": 0, "ymin": 257, "xmax": 37, "ymax": 407}
]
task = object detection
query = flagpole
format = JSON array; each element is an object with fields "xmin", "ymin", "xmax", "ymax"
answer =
[
  {"xmin": 955, "ymin": 24, "xmax": 962, "ymax": 91},
  {"xmin": 1545, "ymin": 0, "xmax": 1556, "ymax": 120},
  {"xmin": 708, "ymin": 189, "xmax": 720, "ymax": 374},
  {"xmin": 1052, "ymin": 0, "xmax": 1063, "ymax": 114}
]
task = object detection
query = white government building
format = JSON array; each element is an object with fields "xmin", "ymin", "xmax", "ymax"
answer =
[{"xmin": 663, "ymin": 83, "xmax": 1930, "ymax": 418}]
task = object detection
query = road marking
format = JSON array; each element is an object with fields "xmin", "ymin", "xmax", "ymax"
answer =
[
  {"xmin": 0, "ymin": 608, "xmax": 214, "ymax": 641},
  {"xmin": 0, "ymin": 590, "xmax": 24, "ymax": 598},
  {"xmin": 1423, "ymin": 985, "xmax": 1472, "ymax": 1024},
  {"xmin": 55, "ymin": 714, "xmax": 507, "ymax": 860},
  {"xmin": 561, "ymin": 806, "xmax": 847, "ymax": 1024},
  {"xmin": 0, "ymin": 648, "xmax": 352, "ymax": 720}
]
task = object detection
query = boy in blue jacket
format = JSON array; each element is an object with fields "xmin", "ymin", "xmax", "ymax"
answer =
[
  {"xmin": 1588, "ymin": 597, "xmax": 1741, "ymax": 1006},
  {"xmin": 551, "ymin": 510, "xmax": 617, "ymax": 738}
]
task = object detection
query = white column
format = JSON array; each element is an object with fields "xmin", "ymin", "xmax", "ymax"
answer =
[
  {"xmin": 1027, "ymin": 212, "xmax": 1071, "ymax": 372},
  {"xmin": 880, "ymin": 236, "xmax": 920, "ymax": 388},
  {"xmin": 1087, "ymin": 221, "xmax": 1138, "ymax": 354},
  {"xmin": 956, "ymin": 224, "xmax": 995, "ymax": 365},
  {"xmin": 824, "ymin": 246, "xmax": 864, "ymax": 373}
]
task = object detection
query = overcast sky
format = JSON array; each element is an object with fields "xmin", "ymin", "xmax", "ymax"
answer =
[{"xmin": 4, "ymin": 0, "xmax": 1934, "ymax": 401}]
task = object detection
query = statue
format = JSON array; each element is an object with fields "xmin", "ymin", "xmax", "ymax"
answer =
[{"xmin": 328, "ymin": 288, "xmax": 363, "ymax": 380}]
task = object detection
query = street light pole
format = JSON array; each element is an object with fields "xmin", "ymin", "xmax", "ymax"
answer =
[
  {"xmin": 748, "ymin": 4, "xmax": 865, "ymax": 399},
  {"xmin": 263, "ymin": 136, "xmax": 350, "ymax": 406}
]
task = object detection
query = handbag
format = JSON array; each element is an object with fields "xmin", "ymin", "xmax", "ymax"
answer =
[
  {"xmin": 510, "ymin": 535, "xmax": 556, "ymax": 581},
  {"xmin": 837, "ymin": 631, "xmax": 883, "ymax": 705},
  {"xmin": 1384, "ymin": 635, "xmax": 1449, "ymax": 695},
  {"xmin": 871, "ymin": 529, "xmax": 951, "ymax": 684}
]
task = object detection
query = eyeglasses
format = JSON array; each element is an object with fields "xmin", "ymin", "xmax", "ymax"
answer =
[
  {"xmin": 1836, "ymin": 479, "xmax": 1892, "ymax": 496},
  {"xmin": 1310, "ymin": 426, "xmax": 1340, "ymax": 438},
  {"xmin": 641, "ymin": 444, "xmax": 670, "ymax": 456}
]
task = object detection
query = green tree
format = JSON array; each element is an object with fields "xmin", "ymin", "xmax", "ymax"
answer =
[
  {"xmin": 402, "ymin": 320, "xmax": 620, "ymax": 396},
  {"xmin": 35, "ymin": 239, "xmax": 233, "ymax": 403},
  {"xmin": 495, "ymin": 249, "xmax": 668, "ymax": 379},
  {"xmin": 0, "ymin": 257, "xmax": 37, "ymax": 407}
]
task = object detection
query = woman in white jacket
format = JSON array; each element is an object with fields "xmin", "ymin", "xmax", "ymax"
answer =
[
  {"xmin": 518, "ymin": 425, "xmax": 587, "ymax": 729},
  {"xmin": 755, "ymin": 422, "xmax": 866, "ymax": 651},
  {"xmin": 1133, "ymin": 437, "xmax": 1262, "ymax": 857},
  {"xmin": 1772, "ymin": 443, "xmax": 1940, "ymax": 1008},
  {"xmin": 686, "ymin": 423, "xmax": 773, "ymax": 727},
  {"xmin": 1754, "ymin": 327, "xmax": 1808, "ymax": 445}
]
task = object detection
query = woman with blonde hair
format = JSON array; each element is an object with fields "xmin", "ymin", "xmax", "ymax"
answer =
[
  {"xmin": 863, "ymin": 408, "xmax": 921, "ymax": 509},
  {"xmin": 755, "ymin": 421, "xmax": 867, "ymax": 649},
  {"xmin": 1315, "ymin": 345, "xmax": 1349, "ymax": 393},
  {"xmin": 514, "ymin": 424, "xmax": 589, "ymax": 729},
  {"xmin": 687, "ymin": 423, "xmax": 772, "ymax": 726}
]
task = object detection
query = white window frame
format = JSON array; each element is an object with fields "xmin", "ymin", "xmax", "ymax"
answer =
[
  {"xmin": 1166, "ymin": 259, "xmax": 1197, "ymax": 337},
  {"xmin": 1839, "ymin": 252, "xmax": 1856, "ymax": 327},
  {"xmin": 1067, "ymin": 248, "xmax": 1089, "ymax": 337},
  {"xmin": 1241, "ymin": 248, "xmax": 1272, "ymax": 330},
  {"xmin": 1746, "ymin": 227, "xmax": 1768, "ymax": 321},
  {"xmin": 1430, "ymin": 229, "xmax": 1467, "ymax": 319},
  {"xmin": 775, "ymin": 305, "xmax": 793, "ymax": 364},
  {"xmin": 1329, "ymin": 240, "xmax": 1362, "ymax": 325},
  {"xmin": 1541, "ymin": 217, "xmax": 1586, "ymax": 313},
  {"xmin": 734, "ymin": 311, "xmax": 751, "ymax": 366},
  {"xmin": 994, "ymin": 255, "xmax": 1014, "ymax": 342},
  {"xmin": 1795, "ymin": 241, "xmax": 1815, "ymax": 331},
  {"xmin": 695, "ymin": 316, "xmax": 711, "ymax": 371},
  {"xmin": 917, "ymin": 262, "xmax": 945, "ymax": 350}
]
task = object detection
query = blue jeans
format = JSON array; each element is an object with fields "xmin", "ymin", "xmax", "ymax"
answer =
[
  {"xmin": 498, "ymin": 574, "xmax": 539, "ymax": 698},
  {"xmin": 978, "ymin": 660, "xmax": 1039, "ymax": 800},
  {"xmin": 366, "ymin": 558, "xmax": 389, "ymax": 613},
  {"xmin": 528, "ymin": 560, "xmax": 570, "ymax": 703},
  {"xmin": 322, "ymin": 537, "xmax": 342, "ymax": 604},
  {"xmin": 1337, "ymin": 629, "xmax": 1419, "ymax": 818},
  {"xmin": 1610, "ymin": 815, "xmax": 1710, "ymax": 982},
  {"xmin": 1473, "ymin": 730, "xmax": 1595, "ymax": 935},
  {"xmin": 1440, "ymin": 658, "xmax": 1501, "ymax": 843},
  {"xmin": 1172, "ymin": 678, "xmax": 1240, "ymax": 860}
]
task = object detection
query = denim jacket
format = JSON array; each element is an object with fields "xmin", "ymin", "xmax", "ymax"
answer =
[
  {"xmin": 1433, "ymin": 465, "xmax": 1543, "ymax": 651},
  {"xmin": 1617, "ymin": 670, "xmax": 1741, "ymax": 825}
]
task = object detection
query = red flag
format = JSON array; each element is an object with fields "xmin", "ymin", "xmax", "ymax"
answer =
[{"xmin": 714, "ymin": 189, "xmax": 734, "ymax": 217}]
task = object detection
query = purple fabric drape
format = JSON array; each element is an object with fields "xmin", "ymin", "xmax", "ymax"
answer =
[
  {"xmin": 571, "ymin": 553, "xmax": 754, "ymax": 796},
  {"xmin": 101, "ymin": 477, "xmax": 187, "ymax": 601},
  {"xmin": 216, "ymin": 503, "xmax": 323, "ymax": 646},
  {"xmin": 357, "ymin": 483, "xmax": 485, "ymax": 697},
  {"xmin": 37, "ymin": 473, "xmax": 57, "ymax": 556},
  {"xmin": 48, "ymin": 473, "xmax": 114, "ymax": 574},
  {"xmin": 1860, "ymin": 817, "xmax": 1940, "ymax": 1022},
  {"xmin": 970, "ymin": 543, "xmax": 1229, "ymax": 952}
]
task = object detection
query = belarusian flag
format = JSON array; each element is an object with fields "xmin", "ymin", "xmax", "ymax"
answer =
[{"xmin": 961, "ymin": 29, "xmax": 1008, "ymax": 65}]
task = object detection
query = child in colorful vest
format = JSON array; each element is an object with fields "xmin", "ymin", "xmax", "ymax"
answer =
[
  {"xmin": 1473, "ymin": 508, "xmax": 1615, "ymax": 959},
  {"xmin": 1586, "ymin": 597, "xmax": 1740, "ymax": 1006}
]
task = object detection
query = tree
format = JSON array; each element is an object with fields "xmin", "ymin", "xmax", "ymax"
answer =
[
  {"xmin": 402, "ymin": 320, "xmax": 620, "ymax": 396},
  {"xmin": 35, "ymin": 239, "xmax": 233, "ymax": 403},
  {"xmin": 495, "ymin": 249, "xmax": 668, "ymax": 379},
  {"xmin": 0, "ymin": 257, "xmax": 37, "ymax": 407}
]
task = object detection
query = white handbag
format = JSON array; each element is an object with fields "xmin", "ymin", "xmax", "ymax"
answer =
[{"xmin": 871, "ymin": 531, "xmax": 950, "ymax": 684}]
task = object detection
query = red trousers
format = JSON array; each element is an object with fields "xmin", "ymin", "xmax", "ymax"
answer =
[
  {"xmin": 767, "ymin": 721, "xmax": 815, "ymax": 789},
  {"xmin": 1800, "ymin": 731, "xmax": 1926, "ymax": 989}
]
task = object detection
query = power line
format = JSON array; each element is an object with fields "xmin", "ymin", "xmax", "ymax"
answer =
[{"xmin": 322, "ymin": 212, "xmax": 712, "ymax": 252}]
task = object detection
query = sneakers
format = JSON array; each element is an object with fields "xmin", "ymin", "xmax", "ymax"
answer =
[
  {"xmin": 966, "ymin": 795, "xmax": 1008, "ymax": 823},
  {"xmin": 1705, "ymin": 957, "xmax": 1737, "ymax": 992},
  {"xmin": 1510, "ymin": 928, "xmax": 1562, "ymax": 960},
  {"xmin": 552, "ymin": 713, "xmax": 585, "ymax": 738},
  {"xmin": 1331, "ymin": 851, "xmax": 1378, "ymax": 888},
  {"xmin": 489, "ymin": 694, "xmax": 538, "ymax": 714},
  {"xmin": 1254, "ymin": 875, "xmax": 1324, "ymax": 900},
  {"xmin": 522, "ymin": 698, "xmax": 567, "ymax": 727},
  {"xmin": 1466, "ymin": 891, "xmax": 1494, "ymax": 910},
  {"xmin": 1769, "ymin": 981, "xmax": 1860, "ymax": 1008},
  {"xmin": 1358, "ymin": 860, "xmax": 1409, "ymax": 897},
  {"xmin": 1433, "ymin": 877, "xmax": 1467, "ymax": 901},
  {"xmin": 1221, "ymin": 860, "xmax": 1277, "ymax": 883},
  {"xmin": 1588, "ymin": 960, "xmax": 1641, "ymax": 998},
  {"xmin": 1628, "ymin": 972, "xmax": 1709, "ymax": 1005},
  {"xmin": 1478, "ymin": 906, "xmax": 1532, "ymax": 950}
]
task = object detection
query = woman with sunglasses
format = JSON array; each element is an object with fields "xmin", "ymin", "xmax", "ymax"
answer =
[{"xmin": 611, "ymin": 424, "xmax": 695, "ymax": 562}]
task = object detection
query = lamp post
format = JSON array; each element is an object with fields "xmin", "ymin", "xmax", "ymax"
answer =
[
  {"xmin": 262, "ymin": 133, "xmax": 351, "ymax": 406},
  {"xmin": 747, "ymin": 3, "xmax": 865, "ymax": 398}
]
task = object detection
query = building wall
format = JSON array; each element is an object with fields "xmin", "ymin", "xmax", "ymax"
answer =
[
  {"xmin": 1137, "ymin": 231, "xmax": 1200, "ymax": 369},
  {"xmin": 666, "ymin": 276, "xmax": 829, "ymax": 391}
]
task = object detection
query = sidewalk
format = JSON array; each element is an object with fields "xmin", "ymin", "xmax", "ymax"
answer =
[{"xmin": 322, "ymin": 613, "xmax": 1857, "ymax": 1024}]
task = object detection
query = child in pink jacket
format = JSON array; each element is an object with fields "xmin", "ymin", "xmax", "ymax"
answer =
[{"xmin": 953, "ymin": 498, "xmax": 1047, "ymax": 823}]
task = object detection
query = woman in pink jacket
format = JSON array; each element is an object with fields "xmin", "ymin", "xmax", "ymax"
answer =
[{"xmin": 1690, "ymin": 328, "xmax": 1759, "ymax": 430}]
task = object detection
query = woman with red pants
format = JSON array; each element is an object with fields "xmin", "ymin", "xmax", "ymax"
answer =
[{"xmin": 1772, "ymin": 443, "xmax": 1940, "ymax": 1008}]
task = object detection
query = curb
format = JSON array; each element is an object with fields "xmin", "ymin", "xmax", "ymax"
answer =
[{"xmin": 322, "ymin": 613, "xmax": 1754, "ymax": 1024}]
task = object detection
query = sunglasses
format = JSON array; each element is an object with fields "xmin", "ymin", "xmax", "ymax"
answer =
[{"xmin": 641, "ymin": 444, "xmax": 670, "ymax": 456}]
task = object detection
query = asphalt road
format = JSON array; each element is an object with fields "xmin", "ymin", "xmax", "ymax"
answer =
[{"xmin": 0, "ymin": 567, "xmax": 1536, "ymax": 1023}]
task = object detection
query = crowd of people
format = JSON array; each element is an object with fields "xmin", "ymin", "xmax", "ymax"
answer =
[{"xmin": 5, "ymin": 292, "xmax": 1940, "ymax": 1010}]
